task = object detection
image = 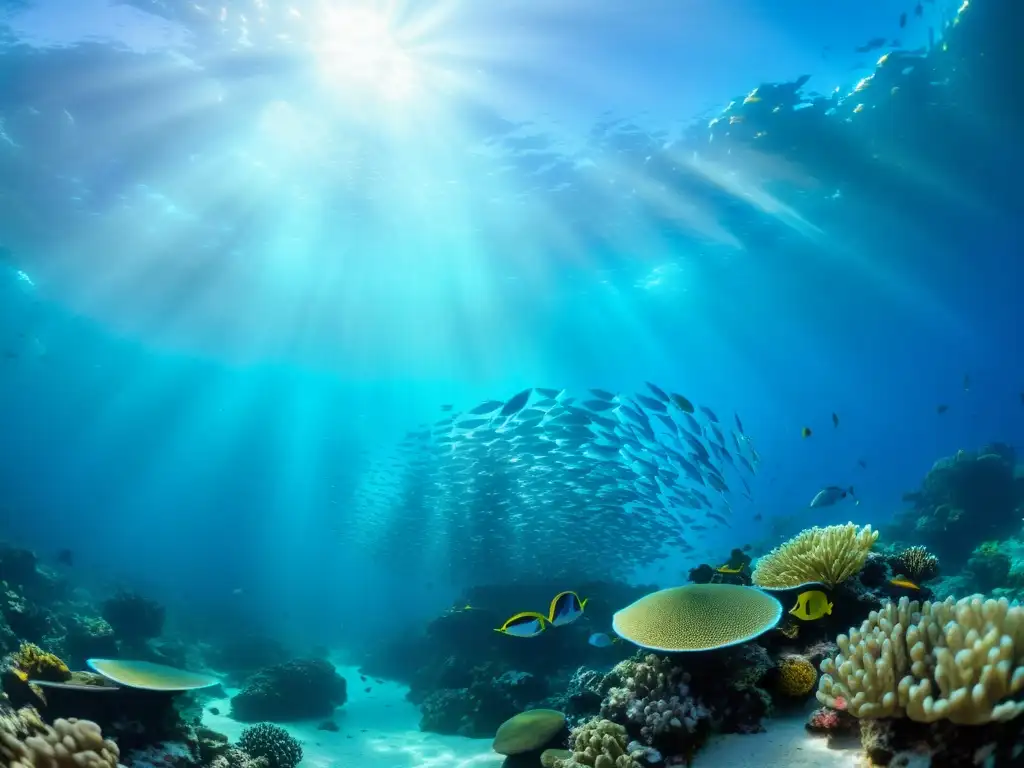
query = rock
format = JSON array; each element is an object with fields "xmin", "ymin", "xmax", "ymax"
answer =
[{"xmin": 230, "ymin": 658, "xmax": 347, "ymax": 722}]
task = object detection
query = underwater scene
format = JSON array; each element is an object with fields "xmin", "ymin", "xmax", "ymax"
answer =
[{"xmin": 1, "ymin": 0, "xmax": 1023, "ymax": 766}]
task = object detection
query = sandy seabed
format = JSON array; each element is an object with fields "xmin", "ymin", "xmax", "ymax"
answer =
[{"xmin": 203, "ymin": 664, "xmax": 863, "ymax": 768}]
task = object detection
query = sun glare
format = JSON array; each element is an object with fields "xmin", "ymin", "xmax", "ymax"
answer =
[{"xmin": 313, "ymin": 7, "xmax": 420, "ymax": 101}]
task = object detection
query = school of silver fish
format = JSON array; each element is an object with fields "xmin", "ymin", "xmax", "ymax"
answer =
[{"xmin": 351, "ymin": 383, "xmax": 760, "ymax": 586}]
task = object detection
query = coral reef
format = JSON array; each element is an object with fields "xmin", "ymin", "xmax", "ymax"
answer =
[
  {"xmin": 611, "ymin": 584, "xmax": 782, "ymax": 651},
  {"xmin": 0, "ymin": 703, "xmax": 119, "ymax": 768},
  {"xmin": 751, "ymin": 522, "xmax": 878, "ymax": 589},
  {"xmin": 205, "ymin": 636, "xmax": 290, "ymax": 686},
  {"xmin": 599, "ymin": 654, "xmax": 710, "ymax": 756},
  {"xmin": 236, "ymin": 723, "xmax": 302, "ymax": 768},
  {"xmin": 230, "ymin": 658, "xmax": 347, "ymax": 722},
  {"xmin": 552, "ymin": 717, "xmax": 641, "ymax": 768},
  {"xmin": 209, "ymin": 747, "xmax": 270, "ymax": 768},
  {"xmin": 417, "ymin": 663, "xmax": 551, "ymax": 737},
  {"xmin": 888, "ymin": 444, "xmax": 1023, "ymax": 567},
  {"xmin": 965, "ymin": 541, "xmax": 1012, "ymax": 592},
  {"xmin": 817, "ymin": 595, "xmax": 1024, "ymax": 723},
  {"xmin": 101, "ymin": 592, "xmax": 165, "ymax": 647},
  {"xmin": 857, "ymin": 716, "xmax": 1024, "ymax": 767}
]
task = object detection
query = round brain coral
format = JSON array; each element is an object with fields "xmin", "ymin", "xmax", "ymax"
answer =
[
  {"xmin": 611, "ymin": 584, "xmax": 783, "ymax": 652},
  {"xmin": 777, "ymin": 655, "xmax": 817, "ymax": 697},
  {"xmin": 751, "ymin": 522, "xmax": 878, "ymax": 590},
  {"xmin": 492, "ymin": 709, "xmax": 566, "ymax": 756}
]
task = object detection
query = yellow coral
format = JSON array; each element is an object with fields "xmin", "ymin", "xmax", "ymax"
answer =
[
  {"xmin": 0, "ymin": 706, "xmax": 119, "ymax": 768},
  {"xmin": 554, "ymin": 718, "xmax": 640, "ymax": 768},
  {"xmin": 751, "ymin": 522, "xmax": 878, "ymax": 589},
  {"xmin": 817, "ymin": 595, "xmax": 1024, "ymax": 724},
  {"xmin": 776, "ymin": 655, "xmax": 817, "ymax": 697},
  {"xmin": 11, "ymin": 643, "xmax": 71, "ymax": 683},
  {"xmin": 492, "ymin": 709, "xmax": 566, "ymax": 755},
  {"xmin": 611, "ymin": 584, "xmax": 782, "ymax": 651}
]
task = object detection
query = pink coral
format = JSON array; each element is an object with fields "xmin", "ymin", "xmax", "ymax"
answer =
[{"xmin": 807, "ymin": 707, "xmax": 841, "ymax": 732}]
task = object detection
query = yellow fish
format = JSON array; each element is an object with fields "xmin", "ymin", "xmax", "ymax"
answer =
[
  {"xmin": 495, "ymin": 612, "xmax": 549, "ymax": 638},
  {"xmin": 716, "ymin": 564, "xmax": 743, "ymax": 574},
  {"xmin": 548, "ymin": 591, "xmax": 588, "ymax": 627},
  {"xmin": 12, "ymin": 667, "xmax": 28, "ymax": 682},
  {"xmin": 890, "ymin": 578, "xmax": 919, "ymax": 590},
  {"xmin": 789, "ymin": 590, "xmax": 833, "ymax": 621}
]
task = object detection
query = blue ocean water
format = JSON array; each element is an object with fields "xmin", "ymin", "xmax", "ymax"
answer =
[{"xmin": 0, "ymin": 0, "xmax": 1021, "ymax": 714}]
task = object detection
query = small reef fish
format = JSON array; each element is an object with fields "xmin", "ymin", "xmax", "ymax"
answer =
[
  {"xmin": 495, "ymin": 612, "xmax": 549, "ymax": 638},
  {"xmin": 789, "ymin": 590, "xmax": 833, "ymax": 621},
  {"xmin": 549, "ymin": 591, "xmax": 588, "ymax": 626},
  {"xmin": 832, "ymin": 412, "xmax": 839, "ymax": 427},
  {"xmin": 716, "ymin": 564, "xmax": 744, "ymax": 574},
  {"xmin": 810, "ymin": 486, "xmax": 854, "ymax": 508},
  {"xmin": 801, "ymin": 426, "xmax": 812, "ymax": 438},
  {"xmin": 776, "ymin": 621, "xmax": 800, "ymax": 639},
  {"xmin": 889, "ymin": 578, "xmax": 920, "ymax": 590},
  {"xmin": 588, "ymin": 632, "xmax": 619, "ymax": 648},
  {"xmin": 670, "ymin": 393, "xmax": 695, "ymax": 413},
  {"xmin": 936, "ymin": 404, "xmax": 948, "ymax": 414}
]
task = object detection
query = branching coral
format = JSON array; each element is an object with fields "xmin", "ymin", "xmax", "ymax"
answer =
[
  {"xmin": 600, "ymin": 655, "xmax": 709, "ymax": 748},
  {"xmin": 9, "ymin": 642, "xmax": 71, "ymax": 682},
  {"xmin": 776, "ymin": 655, "xmax": 817, "ymax": 697},
  {"xmin": 751, "ymin": 522, "xmax": 879, "ymax": 589},
  {"xmin": 817, "ymin": 595, "xmax": 1024, "ymax": 724},
  {"xmin": 553, "ymin": 717, "xmax": 640, "ymax": 768},
  {"xmin": 893, "ymin": 545, "xmax": 940, "ymax": 582},
  {"xmin": 0, "ymin": 705, "xmax": 119, "ymax": 768}
]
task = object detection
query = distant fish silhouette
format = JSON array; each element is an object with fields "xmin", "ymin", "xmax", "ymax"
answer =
[
  {"xmin": 56, "ymin": 549, "xmax": 73, "ymax": 566},
  {"xmin": 963, "ymin": 374, "xmax": 970, "ymax": 391},
  {"xmin": 832, "ymin": 413, "xmax": 839, "ymax": 428},
  {"xmin": 936, "ymin": 404, "xmax": 948, "ymax": 414}
]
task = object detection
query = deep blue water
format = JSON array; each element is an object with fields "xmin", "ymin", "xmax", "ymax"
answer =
[{"xmin": 0, "ymin": 0, "xmax": 1022, "ymax": 652}]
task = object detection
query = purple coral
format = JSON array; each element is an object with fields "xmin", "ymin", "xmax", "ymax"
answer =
[{"xmin": 600, "ymin": 654, "xmax": 709, "ymax": 751}]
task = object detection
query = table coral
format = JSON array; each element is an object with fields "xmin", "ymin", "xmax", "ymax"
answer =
[
  {"xmin": 817, "ymin": 595, "xmax": 1024, "ymax": 724},
  {"xmin": 611, "ymin": 584, "xmax": 782, "ymax": 651}
]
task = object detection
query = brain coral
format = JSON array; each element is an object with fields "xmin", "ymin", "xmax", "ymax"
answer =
[
  {"xmin": 817, "ymin": 595, "xmax": 1024, "ymax": 724},
  {"xmin": 611, "ymin": 584, "xmax": 782, "ymax": 652},
  {"xmin": 751, "ymin": 522, "xmax": 878, "ymax": 589},
  {"xmin": 492, "ymin": 709, "xmax": 566, "ymax": 755},
  {"xmin": 776, "ymin": 655, "xmax": 817, "ymax": 697}
]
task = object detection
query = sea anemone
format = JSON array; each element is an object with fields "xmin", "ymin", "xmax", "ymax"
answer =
[{"xmin": 893, "ymin": 545, "xmax": 940, "ymax": 582}]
